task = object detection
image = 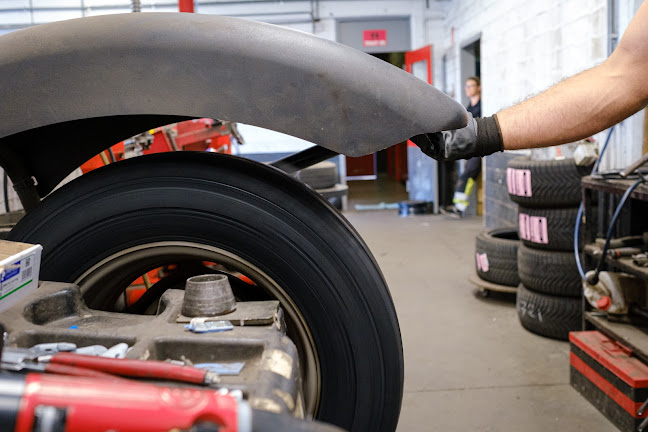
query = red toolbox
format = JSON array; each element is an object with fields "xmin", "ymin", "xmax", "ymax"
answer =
[{"xmin": 570, "ymin": 331, "xmax": 648, "ymax": 431}]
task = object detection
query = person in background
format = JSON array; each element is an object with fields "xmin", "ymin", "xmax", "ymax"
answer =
[
  {"xmin": 442, "ymin": 76, "xmax": 482, "ymax": 218},
  {"xmin": 410, "ymin": 1, "xmax": 648, "ymax": 170}
]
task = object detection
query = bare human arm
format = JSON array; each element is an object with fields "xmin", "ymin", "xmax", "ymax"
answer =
[
  {"xmin": 497, "ymin": 0, "xmax": 648, "ymax": 150},
  {"xmin": 410, "ymin": 2, "xmax": 648, "ymax": 162}
]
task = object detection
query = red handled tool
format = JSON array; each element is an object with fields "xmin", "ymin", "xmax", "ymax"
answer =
[
  {"xmin": 9, "ymin": 361, "xmax": 126, "ymax": 381},
  {"xmin": 2, "ymin": 372, "xmax": 244, "ymax": 432},
  {"xmin": 47, "ymin": 352, "xmax": 220, "ymax": 386}
]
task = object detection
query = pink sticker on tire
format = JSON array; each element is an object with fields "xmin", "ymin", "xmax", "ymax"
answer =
[
  {"xmin": 507, "ymin": 168, "xmax": 533, "ymax": 197},
  {"xmin": 476, "ymin": 253, "xmax": 489, "ymax": 272},
  {"xmin": 529, "ymin": 216, "xmax": 548, "ymax": 244},
  {"xmin": 517, "ymin": 170, "xmax": 532, "ymax": 197},
  {"xmin": 519, "ymin": 213, "xmax": 530, "ymax": 240},
  {"xmin": 507, "ymin": 168, "xmax": 515, "ymax": 194}
]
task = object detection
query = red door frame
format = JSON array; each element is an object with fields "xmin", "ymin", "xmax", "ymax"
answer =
[
  {"xmin": 400, "ymin": 45, "xmax": 433, "ymax": 183},
  {"xmin": 404, "ymin": 45, "xmax": 433, "ymax": 85}
]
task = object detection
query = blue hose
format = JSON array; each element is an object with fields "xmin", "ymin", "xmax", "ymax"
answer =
[
  {"xmin": 574, "ymin": 126, "xmax": 614, "ymax": 281},
  {"xmin": 574, "ymin": 204, "xmax": 587, "ymax": 280},
  {"xmin": 593, "ymin": 126, "xmax": 615, "ymax": 173},
  {"xmin": 589, "ymin": 177, "xmax": 645, "ymax": 283}
]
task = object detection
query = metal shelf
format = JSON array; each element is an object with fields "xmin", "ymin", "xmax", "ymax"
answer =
[
  {"xmin": 582, "ymin": 176, "xmax": 648, "ymax": 202},
  {"xmin": 583, "ymin": 244, "xmax": 648, "ymax": 281},
  {"xmin": 581, "ymin": 176, "xmax": 648, "ymax": 361}
]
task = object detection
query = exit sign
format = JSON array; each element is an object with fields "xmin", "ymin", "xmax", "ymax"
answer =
[{"xmin": 363, "ymin": 29, "xmax": 387, "ymax": 47}]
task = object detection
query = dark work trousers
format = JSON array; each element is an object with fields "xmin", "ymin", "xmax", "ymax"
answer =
[{"xmin": 452, "ymin": 157, "xmax": 482, "ymax": 212}]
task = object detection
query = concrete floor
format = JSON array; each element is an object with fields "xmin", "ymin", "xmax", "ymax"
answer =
[{"xmin": 343, "ymin": 178, "xmax": 615, "ymax": 432}]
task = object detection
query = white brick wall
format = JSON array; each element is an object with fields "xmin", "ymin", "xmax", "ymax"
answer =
[
  {"xmin": 431, "ymin": 0, "xmax": 644, "ymax": 169},
  {"xmin": 437, "ymin": 0, "xmax": 607, "ymax": 115}
]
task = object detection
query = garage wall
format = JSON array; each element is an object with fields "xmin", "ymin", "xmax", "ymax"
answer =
[
  {"xmin": 426, "ymin": 0, "xmax": 645, "ymax": 228},
  {"xmin": 437, "ymin": 0, "xmax": 610, "ymax": 228},
  {"xmin": 437, "ymin": 0, "xmax": 607, "ymax": 117},
  {"xmin": 432, "ymin": 0, "xmax": 644, "ymax": 169}
]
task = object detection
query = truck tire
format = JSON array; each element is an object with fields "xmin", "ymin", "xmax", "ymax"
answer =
[
  {"xmin": 9, "ymin": 152, "xmax": 403, "ymax": 432},
  {"xmin": 518, "ymin": 206, "xmax": 580, "ymax": 251},
  {"xmin": 507, "ymin": 157, "xmax": 591, "ymax": 208},
  {"xmin": 298, "ymin": 161, "xmax": 338, "ymax": 189},
  {"xmin": 474, "ymin": 228, "xmax": 520, "ymax": 287},
  {"xmin": 516, "ymin": 284, "xmax": 582, "ymax": 341},
  {"xmin": 517, "ymin": 244, "xmax": 582, "ymax": 297}
]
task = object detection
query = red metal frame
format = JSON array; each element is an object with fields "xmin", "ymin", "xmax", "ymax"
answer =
[
  {"xmin": 404, "ymin": 44, "xmax": 433, "ymax": 85},
  {"xmin": 178, "ymin": 0, "xmax": 195, "ymax": 13},
  {"xmin": 146, "ymin": 119, "xmax": 233, "ymax": 156},
  {"xmin": 400, "ymin": 45, "xmax": 434, "ymax": 181},
  {"xmin": 80, "ymin": 119, "xmax": 233, "ymax": 174}
]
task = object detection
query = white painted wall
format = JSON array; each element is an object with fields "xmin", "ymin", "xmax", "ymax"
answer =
[
  {"xmin": 600, "ymin": 0, "xmax": 644, "ymax": 170},
  {"xmin": 431, "ymin": 0, "xmax": 644, "ymax": 169},
  {"xmin": 438, "ymin": 0, "xmax": 607, "ymax": 115},
  {"xmin": 423, "ymin": 6, "xmax": 447, "ymax": 91}
]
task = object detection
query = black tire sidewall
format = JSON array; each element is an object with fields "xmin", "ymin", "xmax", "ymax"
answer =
[
  {"xmin": 516, "ymin": 284, "xmax": 582, "ymax": 341},
  {"xmin": 517, "ymin": 244, "xmax": 581, "ymax": 297},
  {"xmin": 298, "ymin": 161, "xmax": 338, "ymax": 189},
  {"xmin": 507, "ymin": 157, "xmax": 591, "ymax": 208},
  {"xmin": 517, "ymin": 206, "xmax": 580, "ymax": 252},
  {"xmin": 475, "ymin": 228, "xmax": 520, "ymax": 287},
  {"xmin": 9, "ymin": 153, "xmax": 402, "ymax": 432}
]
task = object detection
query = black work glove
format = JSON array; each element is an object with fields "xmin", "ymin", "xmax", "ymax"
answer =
[{"xmin": 410, "ymin": 113, "xmax": 504, "ymax": 161}]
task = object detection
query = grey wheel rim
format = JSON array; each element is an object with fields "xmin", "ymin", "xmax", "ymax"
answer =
[{"xmin": 74, "ymin": 241, "xmax": 321, "ymax": 417}]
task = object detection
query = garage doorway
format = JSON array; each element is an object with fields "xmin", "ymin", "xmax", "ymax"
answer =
[
  {"xmin": 460, "ymin": 37, "xmax": 481, "ymax": 107},
  {"xmin": 336, "ymin": 18, "xmax": 411, "ymax": 207},
  {"xmin": 456, "ymin": 36, "xmax": 482, "ymax": 216}
]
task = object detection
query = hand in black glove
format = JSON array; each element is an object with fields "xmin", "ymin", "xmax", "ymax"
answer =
[{"xmin": 410, "ymin": 113, "xmax": 504, "ymax": 161}]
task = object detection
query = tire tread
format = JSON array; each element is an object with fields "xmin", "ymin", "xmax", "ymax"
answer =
[
  {"xmin": 516, "ymin": 284, "xmax": 582, "ymax": 340},
  {"xmin": 517, "ymin": 244, "xmax": 582, "ymax": 297},
  {"xmin": 507, "ymin": 157, "xmax": 591, "ymax": 208}
]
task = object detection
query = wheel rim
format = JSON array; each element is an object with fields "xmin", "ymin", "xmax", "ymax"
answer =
[{"xmin": 74, "ymin": 240, "xmax": 321, "ymax": 417}]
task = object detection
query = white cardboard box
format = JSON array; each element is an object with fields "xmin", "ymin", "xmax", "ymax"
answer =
[{"xmin": 0, "ymin": 240, "xmax": 42, "ymax": 312}]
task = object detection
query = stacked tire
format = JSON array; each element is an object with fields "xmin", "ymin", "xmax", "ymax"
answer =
[
  {"xmin": 297, "ymin": 161, "xmax": 347, "ymax": 210},
  {"xmin": 508, "ymin": 157, "xmax": 591, "ymax": 340},
  {"xmin": 297, "ymin": 161, "xmax": 338, "ymax": 190},
  {"xmin": 474, "ymin": 228, "xmax": 520, "ymax": 288}
]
